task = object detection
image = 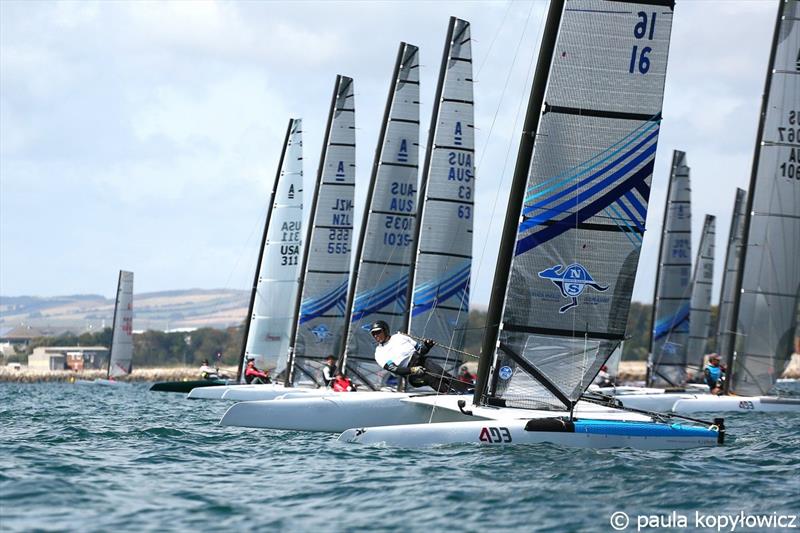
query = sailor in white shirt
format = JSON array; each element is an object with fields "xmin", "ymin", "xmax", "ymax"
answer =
[{"xmin": 370, "ymin": 320, "xmax": 471, "ymax": 394}]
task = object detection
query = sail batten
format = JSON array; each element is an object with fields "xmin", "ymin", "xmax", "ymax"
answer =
[{"xmin": 481, "ymin": 0, "xmax": 675, "ymax": 411}]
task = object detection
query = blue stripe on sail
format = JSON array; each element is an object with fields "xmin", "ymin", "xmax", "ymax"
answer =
[
  {"xmin": 413, "ymin": 262, "xmax": 470, "ymax": 302},
  {"xmin": 624, "ymin": 191, "xmax": 647, "ymax": 221},
  {"xmin": 299, "ymin": 280, "xmax": 348, "ymax": 324},
  {"xmin": 515, "ymin": 158, "xmax": 655, "ymax": 255},
  {"xmin": 522, "ymin": 129, "xmax": 659, "ymax": 220},
  {"xmin": 412, "ymin": 263, "xmax": 471, "ymax": 316},
  {"xmin": 653, "ymin": 302, "xmax": 691, "ymax": 340},
  {"xmin": 519, "ymin": 143, "xmax": 656, "ymax": 234},
  {"xmin": 614, "ymin": 197, "xmax": 644, "ymax": 233},
  {"xmin": 412, "ymin": 275, "xmax": 470, "ymax": 316},
  {"xmin": 351, "ymin": 275, "xmax": 409, "ymax": 322},
  {"xmin": 606, "ymin": 206, "xmax": 640, "ymax": 246},
  {"xmin": 526, "ymin": 119, "xmax": 659, "ymax": 200}
]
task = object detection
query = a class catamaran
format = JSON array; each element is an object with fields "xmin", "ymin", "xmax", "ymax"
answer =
[
  {"xmin": 672, "ymin": 0, "xmax": 800, "ymax": 413},
  {"xmin": 93, "ymin": 270, "xmax": 134, "ymax": 386},
  {"xmin": 229, "ymin": 1, "xmax": 724, "ymax": 449}
]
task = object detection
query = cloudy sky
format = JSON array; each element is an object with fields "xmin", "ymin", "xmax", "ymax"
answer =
[{"xmin": 0, "ymin": 0, "xmax": 776, "ymax": 307}]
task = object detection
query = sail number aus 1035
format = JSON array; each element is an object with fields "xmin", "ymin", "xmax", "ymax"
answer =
[{"xmin": 629, "ymin": 11, "xmax": 656, "ymax": 75}]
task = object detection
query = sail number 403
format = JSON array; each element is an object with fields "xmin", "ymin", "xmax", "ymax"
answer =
[
  {"xmin": 629, "ymin": 11, "xmax": 656, "ymax": 74},
  {"xmin": 479, "ymin": 427, "xmax": 512, "ymax": 443}
]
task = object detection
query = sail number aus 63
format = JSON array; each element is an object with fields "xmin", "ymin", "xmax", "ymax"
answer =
[{"xmin": 629, "ymin": 12, "xmax": 656, "ymax": 75}]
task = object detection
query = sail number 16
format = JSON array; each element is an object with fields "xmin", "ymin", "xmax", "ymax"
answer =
[{"xmin": 629, "ymin": 11, "xmax": 656, "ymax": 74}]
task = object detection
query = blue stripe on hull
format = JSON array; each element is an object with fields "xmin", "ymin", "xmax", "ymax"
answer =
[{"xmin": 574, "ymin": 419, "xmax": 717, "ymax": 438}]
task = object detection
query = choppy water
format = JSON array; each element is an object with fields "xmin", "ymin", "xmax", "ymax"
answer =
[{"xmin": 1, "ymin": 383, "xmax": 799, "ymax": 532}]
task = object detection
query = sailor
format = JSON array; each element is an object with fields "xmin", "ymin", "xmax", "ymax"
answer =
[
  {"xmin": 369, "ymin": 320, "xmax": 471, "ymax": 394},
  {"xmin": 703, "ymin": 353, "xmax": 726, "ymax": 395},
  {"xmin": 244, "ymin": 357, "xmax": 272, "ymax": 385},
  {"xmin": 331, "ymin": 371, "xmax": 356, "ymax": 392},
  {"xmin": 322, "ymin": 355, "xmax": 337, "ymax": 387},
  {"xmin": 199, "ymin": 359, "xmax": 218, "ymax": 380},
  {"xmin": 594, "ymin": 365, "xmax": 614, "ymax": 388}
]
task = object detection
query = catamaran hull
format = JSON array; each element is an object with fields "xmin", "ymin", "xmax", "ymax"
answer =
[
  {"xmin": 673, "ymin": 396, "xmax": 800, "ymax": 413},
  {"xmin": 611, "ymin": 392, "xmax": 703, "ymax": 412},
  {"xmin": 338, "ymin": 419, "xmax": 721, "ymax": 449},
  {"xmin": 219, "ymin": 392, "xmax": 475, "ymax": 432},
  {"xmin": 150, "ymin": 380, "xmax": 233, "ymax": 394},
  {"xmin": 218, "ymin": 392, "xmax": 646, "ymax": 433},
  {"xmin": 222, "ymin": 385, "xmax": 321, "ymax": 401}
]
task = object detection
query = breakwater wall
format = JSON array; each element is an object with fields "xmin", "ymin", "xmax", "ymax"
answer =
[{"xmin": 0, "ymin": 366, "xmax": 238, "ymax": 383}]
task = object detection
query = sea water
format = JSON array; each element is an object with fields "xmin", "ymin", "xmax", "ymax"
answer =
[{"xmin": 1, "ymin": 383, "xmax": 798, "ymax": 532}]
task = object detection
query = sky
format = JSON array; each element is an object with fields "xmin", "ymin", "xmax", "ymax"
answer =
[{"xmin": 0, "ymin": 0, "xmax": 776, "ymax": 307}]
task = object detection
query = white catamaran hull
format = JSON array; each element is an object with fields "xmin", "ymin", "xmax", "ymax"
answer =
[
  {"xmin": 219, "ymin": 392, "xmax": 645, "ymax": 433},
  {"xmin": 338, "ymin": 418, "xmax": 720, "ymax": 450},
  {"xmin": 672, "ymin": 396, "xmax": 800, "ymax": 413}
]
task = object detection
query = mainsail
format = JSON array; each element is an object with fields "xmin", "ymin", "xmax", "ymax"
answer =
[
  {"xmin": 339, "ymin": 44, "xmax": 420, "ymax": 389},
  {"xmin": 238, "ymin": 118, "xmax": 303, "ymax": 382},
  {"xmin": 287, "ymin": 76, "xmax": 356, "ymax": 386},
  {"xmin": 686, "ymin": 214, "xmax": 716, "ymax": 371},
  {"xmin": 108, "ymin": 270, "xmax": 134, "ymax": 378},
  {"xmin": 728, "ymin": 0, "xmax": 799, "ymax": 395},
  {"xmin": 407, "ymin": 17, "xmax": 474, "ymax": 369},
  {"xmin": 647, "ymin": 150, "xmax": 692, "ymax": 387},
  {"xmin": 476, "ymin": 0, "xmax": 674, "ymax": 411},
  {"xmin": 716, "ymin": 188, "xmax": 747, "ymax": 364}
]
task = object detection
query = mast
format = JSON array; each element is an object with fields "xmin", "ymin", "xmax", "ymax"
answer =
[
  {"xmin": 474, "ymin": 0, "xmax": 564, "ymax": 405},
  {"xmin": 725, "ymin": 0, "xmax": 796, "ymax": 394},
  {"xmin": 237, "ymin": 119, "xmax": 295, "ymax": 383},
  {"xmin": 106, "ymin": 270, "xmax": 123, "ymax": 379},
  {"xmin": 337, "ymin": 43, "xmax": 419, "ymax": 390}
]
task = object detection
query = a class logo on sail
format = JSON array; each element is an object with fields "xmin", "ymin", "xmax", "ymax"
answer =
[
  {"xmin": 310, "ymin": 324, "xmax": 332, "ymax": 343},
  {"xmin": 538, "ymin": 263, "xmax": 608, "ymax": 314}
]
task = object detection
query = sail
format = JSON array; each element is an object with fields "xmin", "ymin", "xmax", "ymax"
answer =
[
  {"xmin": 686, "ymin": 215, "xmax": 716, "ymax": 371},
  {"xmin": 648, "ymin": 150, "xmax": 692, "ymax": 386},
  {"xmin": 339, "ymin": 44, "xmax": 420, "ymax": 389},
  {"xmin": 240, "ymin": 118, "xmax": 303, "ymax": 381},
  {"xmin": 108, "ymin": 270, "xmax": 134, "ymax": 378},
  {"xmin": 716, "ymin": 188, "xmax": 747, "ymax": 365},
  {"xmin": 486, "ymin": 0, "xmax": 674, "ymax": 411},
  {"xmin": 288, "ymin": 76, "xmax": 356, "ymax": 385},
  {"xmin": 409, "ymin": 17, "xmax": 473, "ymax": 371},
  {"xmin": 730, "ymin": 0, "xmax": 799, "ymax": 395}
]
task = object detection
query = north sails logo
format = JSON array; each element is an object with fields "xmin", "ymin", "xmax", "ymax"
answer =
[
  {"xmin": 310, "ymin": 324, "xmax": 332, "ymax": 343},
  {"xmin": 538, "ymin": 263, "xmax": 608, "ymax": 314}
]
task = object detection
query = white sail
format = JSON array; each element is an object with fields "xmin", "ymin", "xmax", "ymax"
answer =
[
  {"xmin": 409, "ymin": 17, "xmax": 473, "ymax": 367},
  {"xmin": 340, "ymin": 44, "xmax": 420, "ymax": 389},
  {"xmin": 648, "ymin": 150, "xmax": 692, "ymax": 386},
  {"xmin": 484, "ymin": 0, "xmax": 675, "ymax": 411},
  {"xmin": 716, "ymin": 188, "xmax": 747, "ymax": 363},
  {"xmin": 289, "ymin": 76, "xmax": 356, "ymax": 385},
  {"xmin": 241, "ymin": 118, "xmax": 304, "ymax": 381},
  {"xmin": 730, "ymin": 0, "xmax": 799, "ymax": 395},
  {"xmin": 686, "ymin": 215, "xmax": 716, "ymax": 371},
  {"xmin": 108, "ymin": 270, "xmax": 134, "ymax": 378}
]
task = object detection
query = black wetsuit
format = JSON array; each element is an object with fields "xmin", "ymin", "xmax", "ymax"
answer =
[{"xmin": 383, "ymin": 342, "xmax": 472, "ymax": 394}]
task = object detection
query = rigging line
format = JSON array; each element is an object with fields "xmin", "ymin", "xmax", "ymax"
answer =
[
  {"xmin": 405, "ymin": 333, "xmax": 479, "ymax": 360},
  {"xmin": 475, "ymin": 0, "xmax": 514, "ymax": 77},
  {"xmin": 475, "ymin": 0, "xmax": 537, "ymax": 169}
]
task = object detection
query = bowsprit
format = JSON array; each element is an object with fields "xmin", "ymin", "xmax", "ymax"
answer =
[{"xmin": 537, "ymin": 263, "xmax": 608, "ymax": 313}]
